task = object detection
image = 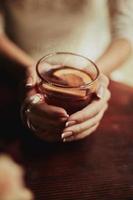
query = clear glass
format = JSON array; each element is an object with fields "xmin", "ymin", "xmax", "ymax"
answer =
[
  {"xmin": 28, "ymin": 52, "xmax": 101, "ymax": 142},
  {"xmin": 36, "ymin": 52, "xmax": 100, "ymax": 115}
]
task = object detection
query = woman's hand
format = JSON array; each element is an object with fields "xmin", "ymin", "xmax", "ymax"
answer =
[
  {"xmin": 26, "ymin": 98, "xmax": 69, "ymax": 140},
  {"xmin": 61, "ymin": 74, "xmax": 111, "ymax": 142},
  {"xmin": 21, "ymin": 65, "xmax": 69, "ymax": 141}
]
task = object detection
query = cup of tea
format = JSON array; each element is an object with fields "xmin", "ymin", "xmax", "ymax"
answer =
[
  {"xmin": 28, "ymin": 52, "xmax": 100, "ymax": 142},
  {"xmin": 36, "ymin": 52, "xmax": 100, "ymax": 115}
]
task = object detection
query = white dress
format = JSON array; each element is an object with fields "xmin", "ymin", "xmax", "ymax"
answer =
[{"xmin": 0, "ymin": 0, "xmax": 133, "ymax": 84}]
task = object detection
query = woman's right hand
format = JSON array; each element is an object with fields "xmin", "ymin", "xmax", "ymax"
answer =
[{"xmin": 21, "ymin": 65, "xmax": 69, "ymax": 141}]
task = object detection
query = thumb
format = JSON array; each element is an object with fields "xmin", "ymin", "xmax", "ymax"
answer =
[
  {"xmin": 96, "ymin": 74, "xmax": 109, "ymax": 99},
  {"xmin": 25, "ymin": 66, "xmax": 38, "ymax": 97},
  {"xmin": 18, "ymin": 64, "xmax": 38, "ymax": 103},
  {"xmin": 26, "ymin": 66, "xmax": 37, "ymax": 87}
]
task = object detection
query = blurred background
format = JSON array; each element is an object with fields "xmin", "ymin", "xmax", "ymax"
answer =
[{"xmin": 111, "ymin": 52, "xmax": 133, "ymax": 87}]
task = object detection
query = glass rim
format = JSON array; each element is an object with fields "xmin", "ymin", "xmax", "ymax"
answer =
[{"xmin": 36, "ymin": 52, "xmax": 100, "ymax": 89}]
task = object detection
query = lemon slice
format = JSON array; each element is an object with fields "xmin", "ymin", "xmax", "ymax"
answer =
[
  {"xmin": 53, "ymin": 68, "xmax": 92, "ymax": 87},
  {"xmin": 42, "ymin": 83, "xmax": 87, "ymax": 98}
]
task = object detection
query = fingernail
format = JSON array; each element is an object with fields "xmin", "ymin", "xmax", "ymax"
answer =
[
  {"xmin": 27, "ymin": 77, "xmax": 34, "ymax": 85},
  {"xmin": 97, "ymin": 85, "xmax": 105, "ymax": 99},
  {"xmin": 63, "ymin": 136, "xmax": 74, "ymax": 142},
  {"xmin": 65, "ymin": 121, "xmax": 76, "ymax": 127},
  {"xmin": 61, "ymin": 117, "xmax": 68, "ymax": 122},
  {"xmin": 25, "ymin": 77, "xmax": 35, "ymax": 90},
  {"xmin": 61, "ymin": 113, "xmax": 69, "ymax": 118},
  {"xmin": 61, "ymin": 131, "xmax": 73, "ymax": 139}
]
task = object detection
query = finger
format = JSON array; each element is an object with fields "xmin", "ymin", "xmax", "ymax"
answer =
[
  {"xmin": 99, "ymin": 74, "xmax": 110, "ymax": 87},
  {"xmin": 28, "ymin": 111, "xmax": 67, "ymax": 128},
  {"xmin": 73, "ymin": 123, "xmax": 99, "ymax": 140},
  {"xmin": 27, "ymin": 117, "xmax": 63, "ymax": 135},
  {"xmin": 96, "ymin": 74, "xmax": 110, "ymax": 99},
  {"xmin": 28, "ymin": 117, "xmax": 52, "ymax": 132},
  {"xmin": 31, "ymin": 102, "xmax": 69, "ymax": 119},
  {"xmin": 26, "ymin": 64, "xmax": 37, "ymax": 86},
  {"xmin": 34, "ymin": 128, "xmax": 52, "ymax": 140},
  {"xmin": 26, "ymin": 63, "xmax": 61, "ymax": 87},
  {"xmin": 62, "ymin": 104, "xmax": 108, "ymax": 138},
  {"xmin": 96, "ymin": 84, "xmax": 111, "ymax": 100},
  {"xmin": 63, "ymin": 123, "xmax": 99, "ymax": 142},
  {"xmin": 63, "ymin": 104, "xmax": 108, "ymax": 137},
  {"xmin": 67, "ymin": 89, "xmax": 110, "ymax": 124},
  {"xmin": 22, "ymin": 65, "xmax": 38, "ymax": 97}
]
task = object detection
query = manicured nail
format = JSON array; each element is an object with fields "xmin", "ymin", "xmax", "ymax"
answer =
[
  {"xmin": 62, "ymin": 113, "xmax": 69, "ymax": 118},
  {"xmin": 65, "ymin": 121, "xmax": 76, "ymax": 127},
  {"xmin": 61, "ymin": 131, "xmax": 73, "ymax": 139},
  {"xmin": 61, "ymin": 117, "xmax": 68, "ymax": 122},
  {"xmin": 63, "ymin": 136, "xmax": 74, "ymax": 142},
  {"xmin": 97, "ymin": 85, "xmax": 105, "ymax": 99},
  {"xmin": 59, "ymin": 113, "xmax": 69, "ymax": 119},
  {"xmin": 27, "ymin": 77, "xmax": 34, "ymax": 85}
]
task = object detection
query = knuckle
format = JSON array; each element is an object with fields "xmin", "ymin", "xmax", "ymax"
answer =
[
  {"xmin": 76, "ymin": 112, "xmax": 87, "ymax": 123},
  {"xmin": 106, "ymin": 90, "xmax": 111, "ymax": 101},
  {"xmin": 76, "ymin": 123, "xmax": 99, "ymax": 140},
  {"xmin": 94, "ymin": 122, "xmax": 100, "ymax": 128},
  {"xmin": 95, "ymin": 122, "xmax": 100, "ymax": 128},
  {"xmin": 102, "ymin": 74, "xmax": 110, "ymax": 86},
  {"xmin": 81, "ymin": 129, "xmax": 93, "ymax": 138},
  {"xmin": 90, "ymin": 103, "xmax": 100, "ymax": 115},
  {"xmin": 73, "ymin": 125, "xmax": 82, "ymax": 135},
  {"xmin": 81, "ymin": 113, "xmax": 88, "ymax": 122},
  {"xmin": 95, "ymin": 110, "xmax": 104, "ymax": 122},
  {"xmin": 100, "ymin": 74, "xmax": 109, "ymax": 87},
  {"xmin": 102, "ymin": 89, "xmax": 111, "ymax": 103},
  {"xmin": 76, "ymin": 132, "xmax": 87, "ymax": 140},
  {"xmin": 93, "ymin": 105, "xmax": 99, "ymax": 113},
  {"xmin": 105, "ymin": 77, "xmax": 110, "ymax": 87},
  {"xmin": 104, "ymin": 103, "xmax": 108, "ymax": 111},
  {"xmin": 31, "ymin": 102, "xmax": 41, "ymax": 111},
  {"xmin": 91, "ymin": 124, "xmax": 98, "ymax": 133},
  {"xmin": 97, "ymin": 112, "xmax": 103, "ymax": 121},
  {"xmin": 94, "ymin": 99, "xmax": 105, "ymax": 113}
]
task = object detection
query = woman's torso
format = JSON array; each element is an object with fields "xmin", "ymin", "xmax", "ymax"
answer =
[{"xmin": 3, "ymin": 0, "xmax": 111, "ymax": 60}]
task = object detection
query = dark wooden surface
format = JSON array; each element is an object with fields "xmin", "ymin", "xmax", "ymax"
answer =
[{"xmin": 0, "ymin": 80, "xmax": 133, "ymax": 200}]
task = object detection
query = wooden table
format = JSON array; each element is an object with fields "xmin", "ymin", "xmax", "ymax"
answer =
[{"xmin": 0, "ymin": 80, "xmax": 133, "ymax": 200}]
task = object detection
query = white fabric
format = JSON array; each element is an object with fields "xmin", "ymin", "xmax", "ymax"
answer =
[
  {"xmin": 0, "ymin": 0, "xmax": 133, "ymax": 61},
  {"xmin": 110, "ymin": 0, "xmax": 133, "ymax": 44}
]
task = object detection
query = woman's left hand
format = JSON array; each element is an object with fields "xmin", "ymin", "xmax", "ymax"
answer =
[{"xmin": 61, "ymin": 74, "xmax": 111, "ymax": 142}]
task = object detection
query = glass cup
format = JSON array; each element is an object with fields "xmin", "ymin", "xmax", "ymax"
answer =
[
  {"xmin": 36, "ymin": 52, "xmax": 100, "ymax": 114},
  {"xmin": 33, "ymin": 52, "xmax": 100, "ymax": 141}
]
